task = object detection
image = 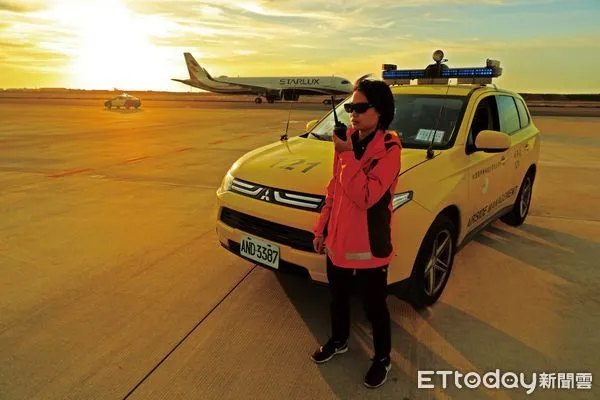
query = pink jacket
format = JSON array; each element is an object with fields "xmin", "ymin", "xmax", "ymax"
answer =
[{"xmin": 313, "ymin": 127, "xmax": 402, "ymax": 268}]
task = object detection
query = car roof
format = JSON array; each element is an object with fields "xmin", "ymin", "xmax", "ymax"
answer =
[
  {"xmin": 390, "ymin": 84, "xmax": 490, "ymax": 96},
  {"xmin": 389, "ymin": 84, "xmax": 521, "ymax": 99}
]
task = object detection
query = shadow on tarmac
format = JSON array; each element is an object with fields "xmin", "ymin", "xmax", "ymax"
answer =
[
  {"xmin": 104, "ymin": 108, "xmax": 143, "ymax": 114},
  {"xmin": 273, "ymin": 221, "xmax": 600, "ymax": 399}
]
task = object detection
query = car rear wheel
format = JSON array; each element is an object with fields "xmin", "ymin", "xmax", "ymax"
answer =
[
  {"xmin": 501, "ymin": 170, "xmax": 534, "ymax": 227},
  {"xmin": 406, "ymin": 214, "xmax": 456, "ymax": 309}
]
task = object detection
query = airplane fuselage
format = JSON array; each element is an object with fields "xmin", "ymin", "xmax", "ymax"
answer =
[{"xmin": 173, "ymin": 53, "xmax": 354, "ymax": 101}]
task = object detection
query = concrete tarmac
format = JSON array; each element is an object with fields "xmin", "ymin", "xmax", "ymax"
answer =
[{"xmin": 0, "ymin": 100, "xmax": 598, "ymax": 400}]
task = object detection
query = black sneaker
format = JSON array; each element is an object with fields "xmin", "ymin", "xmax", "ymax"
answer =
[
  {"xmin": 364, "ymin": 356, "xmax": 391, "ymax": 388},
  {"xmin": 311, "ymin": 339, "xmax": 348, "ymax": 364}
]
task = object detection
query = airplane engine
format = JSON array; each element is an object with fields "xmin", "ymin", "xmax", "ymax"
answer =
[{"xmin": 282, "ymin": 90, "xmax": 300, "ymax": 101}]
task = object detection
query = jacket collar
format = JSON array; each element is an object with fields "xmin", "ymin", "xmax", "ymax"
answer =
[{"xmin": 348, "ymin": 127, "xmax": 390, "ymax": 162}]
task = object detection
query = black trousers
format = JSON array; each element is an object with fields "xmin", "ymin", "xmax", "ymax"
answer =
[{"xmin": 327, "ymin": 256, "xmax": 391, "ymax": 360}]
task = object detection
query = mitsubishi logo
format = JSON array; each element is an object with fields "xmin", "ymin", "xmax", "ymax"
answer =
[{"xmin": 260, "ymin": 189, "xmax": 271, "ymax": 201}]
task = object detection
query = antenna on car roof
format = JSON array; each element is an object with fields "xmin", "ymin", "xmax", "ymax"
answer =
[{"xmin": 280, "ymin": 89, "xmax": 294, "ymax": 153}]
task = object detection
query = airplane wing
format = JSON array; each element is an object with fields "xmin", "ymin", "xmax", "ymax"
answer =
[
  {"xmin": 286, "ymin": 87, "xmax": 345, "ymax": 95},
  {"xmin": 214, "ymin": 80, "xmax": 346, "ymax": 96},
  {"xmin": 211, "ymin": 79, "xmax": 268, "ymax": 92}
]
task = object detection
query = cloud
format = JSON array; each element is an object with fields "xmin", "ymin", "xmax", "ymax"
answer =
[
  {"xmin": 0, "ymin": 1, "xmax": 45, "ymax": 13},
  {"xmin": 0, "ymin": 45, "xmax": 69, "ymax": 73},
  {"xmin": 0, "ymin": 0, "xmax": 596, "ymax": 91},
  {"xmin": 0, "ymin": 2, "xmax": 81, "ymax": 75}
]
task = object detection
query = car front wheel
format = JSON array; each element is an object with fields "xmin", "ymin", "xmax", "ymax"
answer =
[{"xmin": 407, "ymin": 214, "xmax": 456, "ymax": 309}]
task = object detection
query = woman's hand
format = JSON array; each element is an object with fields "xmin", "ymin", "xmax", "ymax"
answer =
[
  {"xmin": 313, "ymin": 235, "xmax": 325, "ymax": 253},
  {"xmin": 333, "ymin": 130, "xmax": 353, "ymax": 153}
]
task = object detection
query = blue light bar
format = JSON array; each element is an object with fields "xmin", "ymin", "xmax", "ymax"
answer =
[
  {"xmin": 382, "ymin": 70, "xmax": 425, "ymax": 79},
  {"xmin": 442, "ymin": 67, "xmax": 495, "ymax": 77},
  {"xmin": 383, "ymin": 66, "xmax": 500, "ymax": 80}
]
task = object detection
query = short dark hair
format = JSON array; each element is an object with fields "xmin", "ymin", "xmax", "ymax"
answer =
[{"xmin": 353, "ymin": 78, "xmax": 395, "ymax": 130}]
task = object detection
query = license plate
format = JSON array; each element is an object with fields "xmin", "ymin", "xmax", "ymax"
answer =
[{"xmin": 240, "ymin": 235, "xmax": 280, "ymax": 269}]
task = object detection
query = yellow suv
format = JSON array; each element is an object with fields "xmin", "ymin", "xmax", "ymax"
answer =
[{"xmin": 215, "ymin": 51, "xmax": 540, "ymax": 307}]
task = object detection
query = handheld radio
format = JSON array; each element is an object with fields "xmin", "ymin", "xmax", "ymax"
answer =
[{"xmin": 331, "ymin": 96, "xmax": 347, "ymax": 141}]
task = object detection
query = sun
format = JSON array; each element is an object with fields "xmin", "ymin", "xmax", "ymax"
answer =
[{"xmin": 50, "ymin": 0, "xmax": 170, "ymax": 90}]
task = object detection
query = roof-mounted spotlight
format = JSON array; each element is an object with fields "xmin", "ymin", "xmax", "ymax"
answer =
[{"xmin": 433, "ymin": 49, "xmax": 445, "ymax": 63}]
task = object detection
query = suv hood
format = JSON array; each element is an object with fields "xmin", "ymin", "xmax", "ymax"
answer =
[{"xmin": 230, "ymin": 137, "xmax": 430, "ymax": 195}]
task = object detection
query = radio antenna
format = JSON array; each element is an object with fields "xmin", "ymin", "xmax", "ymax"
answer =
[{"xmin": 280, "ymin": 89, "xmax": 294, "ymax": 153}]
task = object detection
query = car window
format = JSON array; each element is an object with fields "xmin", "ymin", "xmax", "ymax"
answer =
[
  {"xmin": 515, "ymin": 98, "xmax": 530, "ymax": 128},
  {"xmin": 309, "ymin": 94, "xmax": 466, "ymax": 149},
  {"xmin": 467, "ymin": 95, "xmax": 500, "ymax": 150},
  {"xmin": 497, "ymin": 95, "xmax": 521, "ymax": 134}
]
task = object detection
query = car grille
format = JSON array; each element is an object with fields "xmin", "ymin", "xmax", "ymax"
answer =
[
  {"xmin": 231, "ymin": 178, "xmax": 324, "ymax": 213},
  {"xmin": 220, "ymin": 207, "xmax": 315, "ymax": 252}
]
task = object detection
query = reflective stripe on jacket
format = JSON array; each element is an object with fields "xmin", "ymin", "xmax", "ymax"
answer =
[{"xmin": 313, "ymin": 127, "xmax": 402, "ymax": 269}]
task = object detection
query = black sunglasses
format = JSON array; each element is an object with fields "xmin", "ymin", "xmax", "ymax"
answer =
[{"xmin": 344, "ymin": 102, "xmax": 374, "ymax": 114}]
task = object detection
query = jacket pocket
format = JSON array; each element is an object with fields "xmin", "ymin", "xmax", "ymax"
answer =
[{"xmin": 367, "ymin": 190, "xmax": 393, "ymax": 258}]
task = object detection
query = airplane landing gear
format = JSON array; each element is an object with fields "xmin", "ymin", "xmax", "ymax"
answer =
[{"xmin": 254, "ymin": 95, "xmax": 277, "ymax": 104}]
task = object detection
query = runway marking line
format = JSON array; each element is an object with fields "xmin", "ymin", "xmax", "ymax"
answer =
[
  {"xmin": 123, "ymin": 156, "xmax": 151, "ymax": 164},
  {"xmin": 46, "ymin": 168, "xmax": 92, "ymax": 178},
  {"xmin": 208, "ymin": 131, "xmax": 275, "ymax": 145}
]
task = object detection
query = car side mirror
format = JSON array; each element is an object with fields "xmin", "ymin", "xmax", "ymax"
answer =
[
  {"xmin": 474, "ymin": 130, "xmax": 510, "ymax": 153},
  {"xmin": 306, "ymin": 119, "xmax": 318, "ymax": 132}
]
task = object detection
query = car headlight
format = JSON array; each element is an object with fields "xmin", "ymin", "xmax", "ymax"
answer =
[
  {"xmin": 220, "ymin": 171, "xmax": 234, "ymax": 192},
  {"xmin": 392, "ymin": 191, "xmax": 413, "ymax": 211}
]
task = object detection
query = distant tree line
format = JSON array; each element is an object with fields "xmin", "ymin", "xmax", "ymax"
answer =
[{"xmin": 520, "ymin": 93, "xmax": 600, "ymax": 102}]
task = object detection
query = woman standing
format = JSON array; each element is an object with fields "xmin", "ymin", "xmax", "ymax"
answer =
[{"xmin": 311, "ymin": 78, "xmax": 401, "ymax": 389}]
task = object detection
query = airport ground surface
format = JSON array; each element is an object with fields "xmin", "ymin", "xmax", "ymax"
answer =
[{"xmin": 1, "ymin": 99, "xmax": 599, "ymax": 400}]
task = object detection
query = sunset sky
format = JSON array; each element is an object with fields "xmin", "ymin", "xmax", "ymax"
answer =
[{"xmin": 1, "ymin": 0, "xmax": 598, "ymax": 93}]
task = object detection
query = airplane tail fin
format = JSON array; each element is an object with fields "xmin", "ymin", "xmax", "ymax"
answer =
[{"xmin": 184, "ymin": 52, "xmax": 212, "ymax": 82}]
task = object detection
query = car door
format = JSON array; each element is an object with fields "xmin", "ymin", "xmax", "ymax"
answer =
[
  {"xmin": 506, "ymin": 96, "xmax": 540, "ymax": 189},
  {"xmin": 495, "ymin": 94, "xmax": 536, "ymax": 206},
  {"xmin": 465, "ymin": 94, "xmax": 512, "ymax": 232}
]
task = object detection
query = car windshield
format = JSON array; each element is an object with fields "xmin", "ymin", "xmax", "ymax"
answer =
[{"xmin": 309, "ymin": 94, "xmax": 466, "ymax": 148}]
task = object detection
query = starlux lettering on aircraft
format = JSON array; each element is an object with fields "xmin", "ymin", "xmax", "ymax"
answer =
[{"xmin": 279, "ymin": 78, "xmax": 320, "ymax": 85}]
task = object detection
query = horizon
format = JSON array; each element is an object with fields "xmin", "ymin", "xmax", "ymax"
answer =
[
  {"xmin": 2, "ymin": 87, "xmax": 599, "ymax": 96},
  {"xmin": 1, "ymin": 0, "xmax": 599, "ymax": 94}
]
